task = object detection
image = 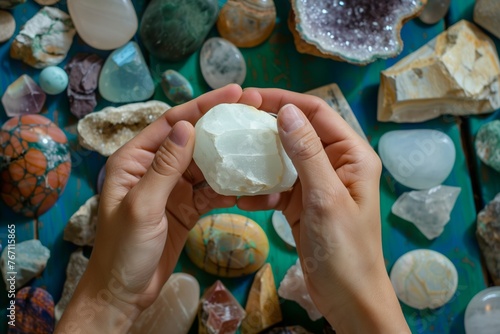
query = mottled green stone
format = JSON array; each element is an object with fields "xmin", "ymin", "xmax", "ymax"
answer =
[
  {"xmin": 0, "ymin": 0, "xmax": 25, "ymax": 9},
  {"xmin": 139, "ymin": 0, "xmax": 218, "ymax": 62},
  {"xmin": 161, "ymin": 69, "xmax": 193, "ymax": 104},
  {"xmin": 476, "ymin": 120, "xmax": 500, "ymax": 173}
]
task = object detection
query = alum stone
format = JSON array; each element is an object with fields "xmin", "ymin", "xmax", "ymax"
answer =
[
  {"xmin": 77, "ymin": 101, "xmax": 170, "ymax": 156},
  {"xmin": 193, "ymin": 103, "xmax": 297, "ymax": 196},
  {"xmin": 378, "ymin": 20, "xmax": 500, "ymax": 123},
  {"xmin": 64, "ymin": 195, "xmax": 99, "ymax": 247},
  {"xmin": 378, "ymin": 129, "xmax": 455, "ymax": 190},
  {"xmin": 476, "ymin": 193, "xmax": 500, "ymax": 285},
  {"xmin": 392, "ymin": 185, "xmax": 461, "ymax": 239}
]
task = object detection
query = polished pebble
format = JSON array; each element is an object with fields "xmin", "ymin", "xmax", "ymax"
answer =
[
  {"xmin": 0, "ymin": 10, "xmax": 15, "ymax": 43},
  {"xmin": 160, "ymin": 70, "xmax": 193, "ymax": 104},
  {"xmin": 465, "ymin": 287, "xmax": 500, "ymax": 334},
  {"xmin": 8, "ymin": 287, "xmax": 55, "ymax": 334},
  {"xmin": 39, "ymin": 66, "xmax": 68, "ymax": 95}
]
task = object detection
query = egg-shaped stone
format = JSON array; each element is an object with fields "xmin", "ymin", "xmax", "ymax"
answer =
[
  {"xmin": 9, "ymin": 287, "xmax": 55, "ymax": 334},
  {"xmin": 378, "ymin": 129, "xmax": 456, "ymax": 189},
  {"xmin": 0, "ymin": 115, "xmax": 71, "ymax": 217},
  {"xmin": 465, "ymin": 287, "xmax": 500, "ymax": 334},
  {"xmin": 185, "ymin": 214, "xmax": 269, "ymax": 277},
  {"xmin": 390, "ymin": 249, "xmax": 458, "ymax": 309},
  {"xmin": 39, "ymin": 66, "xmax": 68, "ymax": 95},
  {"xmin": 160, "ymin": 70, "xmax": 193, "ymax": 105},
  {"xmin": 217, "ymin": 0, "xmax": 276, "ymax": 48}
]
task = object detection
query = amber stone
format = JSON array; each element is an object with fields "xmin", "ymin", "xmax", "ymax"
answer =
[
  {"xmin": 0, "ymin": 115, "xmax": 71, "ymax": 217},
  {"xmin": 185, "ymin": 214, "xmax": 269, "ymax": 277},
  {"xmin": 217, "ymin": 0, "xmax": 276, "ymax": 48}
]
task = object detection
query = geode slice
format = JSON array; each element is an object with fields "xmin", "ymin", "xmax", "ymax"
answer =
[
  {"xmin": 476, "ymin": 193, "xmax": 500, "ymax": 285},
  {"xmin": 289, "ymin": 0, "xmax": 426, "ymax": 65}
]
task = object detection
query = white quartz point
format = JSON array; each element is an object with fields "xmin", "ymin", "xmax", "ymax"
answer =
[
  {"xmin": 193, "ymin": 103, "xmax": 298, "ymax": 196},
  {"xmin": 392, "ymin": 185, "xmax": 461, "ymax": 240},
  {"xmin": 378, "ymin": 129, "xmax": 456, "ymax": 190},
  {"xmin": 278, "ymin": 259, "xmax": 322, "ymax": 321},
  {"xmin": 129, "ymin": 273, "xmax": 200, "ymax": 334},
  {"xmin": 390, "ymin": 249, "xmax": 458, "ymax": 310}
]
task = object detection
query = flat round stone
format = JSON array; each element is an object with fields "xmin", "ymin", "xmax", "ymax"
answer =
[
  {"xmin": 0, "ymin": 10, "xmax": 15, "ymax": 43},
  {"xmin": 465, "ymin": 287, "xmax": 500, "ymax": 334},
  {"xmin": 475, "ymin": 120, "xmax": 500, "ymax": 172},
  {"xmin": 200, "ymin": 37, "xmax": 247, "ymax": 89},
  {"xmin": 160, "ymin": 69, "xmax": 194, "ymax": 104},
  {"xmin": 39, "ymin": 66, "xmax": 69, "ymax": 95}
]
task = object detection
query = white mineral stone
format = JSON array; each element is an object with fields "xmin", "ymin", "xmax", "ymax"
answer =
[
  {"xmin": 378, "ymin": 20, "xmax": 500, "ymax": 123},
  {"xmin": 193, "ymin": 103, "xmax": 298, "ymax": 196},
  {"xmin": 278, "ymin": 259, "xmax": 322, "ymax": 321},
  {"xmin": 64, "ymin": 195, "xmax": 99, "ymax": 246},
  {"xmin": 390, "ymin": 249, "xmax": 458, "ymax": 310},
  {"xmin": 465, "ymin": 287, "xmax": 500, "ymax": 334},
  {"xmin": 392, "ymin": 185, "xmax": 461, "ymax": 240},
  {"xmin": 378, "ymin": 129, "xmax": 456, "ymax": 190}
]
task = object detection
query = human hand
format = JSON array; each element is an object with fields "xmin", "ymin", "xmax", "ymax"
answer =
[{"xmin": 237, "ymin": 88, "xmax": 410, "ymax": 333}]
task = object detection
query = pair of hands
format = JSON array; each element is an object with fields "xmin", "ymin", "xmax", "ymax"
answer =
[{"xmin": 56, "ymin": 85, "xmax": 409, "ymax": 333}]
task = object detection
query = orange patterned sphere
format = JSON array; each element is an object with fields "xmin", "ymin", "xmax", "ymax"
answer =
[{"xmin": 0, "ymin": 115, "xmax": 71, "ymax": 217}]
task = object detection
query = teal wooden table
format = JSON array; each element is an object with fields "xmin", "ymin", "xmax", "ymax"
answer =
[{"xmin": 0, "ymin": 0, "xmax": 492, "ymax": 333}]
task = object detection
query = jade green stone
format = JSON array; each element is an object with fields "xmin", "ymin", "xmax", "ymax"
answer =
[
  {"xmin": 140, "ymin": 0, "xmax": 219, "ymax": 62},
  {"xmin": 476, "ymin": 120, "xmax": 500, "ymax": 173},
  {"xmin": 0, "ymin": 0, "xmax": 25, "ymax": 9},
  {"xmin": 161, "ymin": 70, "xmax": 193, "ymax": 104},
  {"xmin": 39, "ymin": 66, "xmax": 68, "ymax": 95}
]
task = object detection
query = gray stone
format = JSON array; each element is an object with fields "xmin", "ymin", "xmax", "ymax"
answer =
[
  {"xmin": 64, "ymin": 195, "xmax": 99, "ymax": 247},
  {"xmin": 476, "ymin": 193, "xmax": 500, "ymax": 285},
  {"xmin": 474, "ymin": 0, "xmax": 500, "ymax": 39}
]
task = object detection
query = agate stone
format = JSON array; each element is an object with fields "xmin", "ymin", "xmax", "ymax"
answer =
[
  {"xmin": 2, "ymin": 75, "xmax": 46, "ymax": 117},
  {"xmin": 378, "ymin": 130, "xmax": 455, "ymax": 190},
  {"xmin": 161, "ymin": 70, "xmax": 194, "ymax": 104},
  {"xmin": 476, "ymin": 193, "xmax": 500, "ymax": 285},
  {"xmin": 39, "ymin": 66, "xmax": 68, "ymax": 95},
  {"xmin": 465, "ymin": 287, "xmax": 500, "ymax": 334},
  {"xmin": 8, "ymin": 287, "xmax": 54, "ymax": 334},
  {"xmin": 475, "ymin": 120, "xmax": 500, "ymax": 173},
  {"xmin": 68, "ymin": 0, "xmax": 138, "ymax": 50},
  {"xmin": 0, "ymin": 0, "xmax": 24, "ymax": 9},
  {"xmin": 194, "ymin": 103, "xmax": 297, "ymax": 196},
  {"xmin": 0, "ymin": 10, "xmax": 15, "ymax": 43},
  {"xmin": 0, "ymin": 115, "xmax": 71, "ymax": 217},
  {"xmin": 98, "ymin": 42, "xmax": 155, "ymax": 103},
  {"xmin": 140, "ymin": 0, "xmax": 219, "ymax": 62},
  {"xmin": 200, "ymin": 38, "xmax": 247, "ymax": 89}
]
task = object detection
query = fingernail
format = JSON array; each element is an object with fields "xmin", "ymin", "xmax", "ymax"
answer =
[
  {"xmin": 168, "ymin": 122, "xmax": 190, "ymax": 147},
  {"xmin": 279, "ymin": 104, "xmax": 305, "ymax": 133}
]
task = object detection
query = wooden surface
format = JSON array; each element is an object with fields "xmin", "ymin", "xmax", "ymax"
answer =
[{"xmin": 0, "ymin": 0, "xmax": 495, "ymax": 333}]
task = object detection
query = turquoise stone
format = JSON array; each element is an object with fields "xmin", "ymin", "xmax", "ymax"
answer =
[
  {"xmin": 161, "ymin": 70, "xmax": 194, "ymax": 104},
  {"xmin": 475, "ymin": 120, "xmax": 500, "ymax": 173},
  {"xmin": 39, "ymin": 66, "xmax": 68, "ymax": 95},
  {"xmin": 98, "ymin": 42, "xmax": 155, "ymax": 103},
  {"xmin": 8, "ymin": 287, "xmax": 54, "ymax": 334},
  {"xmin": 140, "ymin": 0, "xmax": 219, "ymax": 61}
]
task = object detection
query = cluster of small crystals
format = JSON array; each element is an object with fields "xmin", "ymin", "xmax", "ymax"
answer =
[{"xmin": 297, "ymin": 0, "xmax": 420, "ymax": 61}]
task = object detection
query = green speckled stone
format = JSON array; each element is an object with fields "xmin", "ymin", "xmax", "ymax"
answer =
[
  {"xmin": 475, "ymin": 120, "xmax": 500, "ymax": 173},
  {"xmin": 139, "ymin": 0, "xmax": 219, "ymax": 62},
  {"xmin": 161, "ymin": 69, "xmax": 193, "ymax": 104},
  {"xmin": 0, "ymin": 0, "xmax": 25, "ymax": 9}
]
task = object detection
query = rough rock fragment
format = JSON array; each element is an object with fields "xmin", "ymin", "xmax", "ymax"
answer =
[
  {"xmin": 64, "ymin": 195, "xmax": 99, "ymax": 246},
  {"xmin": 77, "ymin": 101, "xmax": 170, "ymax": 156},
  {"xmin": 378, "ymin": 20, "xmax": 500, "ymax": 123},
  {"xmin": 474, "ymin": 0, "xmax": 500, "ymax": 39},
  {"xmin": 476, "ymin": 193, "xmax": 500, "ymax": 285},
  {"xmin": 475, "ymin": 120, "xmax": 500, "ymax": 173}
]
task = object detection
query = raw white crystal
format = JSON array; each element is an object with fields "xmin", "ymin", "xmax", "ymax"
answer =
[
  {"xmin": 390, "ymin": 249, "xmax": 458, "ymax": 310},
  {"xmin": 278, "ymin": 259, "xmax": 322, "ymax": 321},
  {"xmin": 0, "ymin": 239, "xmax": 50, "ymax": 289},
  {"xmin": 378, "ymin": 130, "xmax": 456, "ymax": 190},
  {"xmin": 392, "ymin": 185, "xmax": 461, "ymax": 240},
  {"xmin": 378, "ymin": 20, "xmax": 500, "ymax": 123},
  {"xmin": 193, "ymin": 103, "xmax": 298, "ymax": 196},
  {"xmin": 64, "ymin": 195, "xmax": 99, "ymax": 246}
]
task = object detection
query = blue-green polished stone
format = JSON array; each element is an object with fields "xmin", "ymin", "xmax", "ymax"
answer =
[
  {"xmin": 140, "ymin": 0, "xmax": 219, "ymax": 62},
  {"xmin": 39, "ymin": 66, "xmax": 68, "ymax": 95},
  {"xmin": 161, "ymin": 70, "xmax": 193, "ymax": 104}
]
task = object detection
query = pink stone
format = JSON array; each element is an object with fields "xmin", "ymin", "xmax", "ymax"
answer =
[{"xmin": 1, "ymin": 75, "xmax": 46, "ymax": 117}]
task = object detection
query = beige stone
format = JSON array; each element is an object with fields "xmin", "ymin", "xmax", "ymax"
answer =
[
  {"xmin": 77, "ymin": 101, "xmax": 170, "ymax": 156},
  {"xmin": 378, "ymin": 20, "xmax": 500, "ymax": 123},
  {"xmin": 474, "ymin": 0, "xmax": 500, "ymax": 39},
  {"xmin": 64, "ymin": 195, "xmax": 99, "ymax": 246},
  {"xmin": 0, "ymin": 10, "xmax": 15, "ymax": 43}
]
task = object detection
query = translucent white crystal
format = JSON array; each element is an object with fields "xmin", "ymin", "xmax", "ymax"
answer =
[
  {"xmin": 272, "ymin": 210, "xmax": 296, "ymax": 247},
  {"xmin": 392, "ymin": 185, "xmax": 461, "ymax": 240},
  {"xmin": 194, "ymin": 103, "xmax": 297, "ymax": 196},
  {"xmin": 378, "ymin": 130, "xmax": 456, "ymax": 189},
  {"xmin": 465, "ymin": 287, "xmax": 500, "ymax": 334}
]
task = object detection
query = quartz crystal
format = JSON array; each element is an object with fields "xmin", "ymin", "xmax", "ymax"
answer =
[
  {"xmin": 278, "ymin": 259, "xmax": 322, "ymax": 321},
  {"xmin": 98, "ymin": 42, "xmax": 155, "ymax": 103},
  {"xmin": 77, "ymin": 101, "xmax": 170, "ymax": 156},
  {"xmin": 1, "ymin": 240, "xmax": 50, "ymax": 289},
  {"xmin": 67, "ymin": 0, "xmax": 137, "ymax": 50},
  {"xmin": 378, "ymin": 20, "xmax": 500, "ymax": 123},
  {"xmin": 193, "ymin": 103, "xmax": 297, "ymax": 196},
  {"xmin": 161, "ymin": 70, "xmax": 194, "ymax": 104},
  {"xmin": 474, "ymin": 0, "xmax": 500, "ymax": 39},
  {"xmin": 130, "ymin": 273, "xmax": 200, "ymax": 334},
  {"xmin": 9, "ymin": 287, "xmax": 54, "ymax": 334},
  {"xmin": 199, "ymin": 280, "xmax": 246, "ymax": 334},
  {"xmin": 200, "ymin": 38, "xmax": 247, "ymax": 89},
  {"xmin": 475, "ymin": 120, "xmax": 500, "ymax": 173},
  {"xmin": 63, "ymin": 195, "xmax": 99, "ymax": 247},
  {"xmin": 390, "ymin": 249, "xmax": 458, "ymax": 309},
  {"xmin": 392, "ymin": 185, "xmax": 461, "ymax": 240},
  {"xmin": 1, "ymin": 75, "xmax": 46, "ymax": 117},
  {"xmin": 10, "ymin": 7, "xmax": 75, "ymax": 69},
  {"xmin": 0, "ymin": 10, "xmax": 15, "ymax": 43},
  {"xmin": 378, "ymin": 130, "xmax": 455, "ymax": 190},
  {"xmin": 465, "ymin": 287, "xmax": 500, "ymax": 334},
  {"xmin": 272, "ymin": 210, "xmax": 296, "ymax": 247},
  {"xmin": 288, "ymin": 0, "xmax": 425, "ymax": 64},
  {"xmin": 476, "ymin": 193, "xmax": 500, "ymax": 285}
]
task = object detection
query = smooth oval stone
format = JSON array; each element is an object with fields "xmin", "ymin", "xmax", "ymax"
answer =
[
  {"xmin": 98, "ymin": 42, "xmax": 155, "ymax": 103},
  {"xmin": 129, "ymin": 273, "xmax": 200, "ymax": 334},
  {"xmin": 0, "ymin": 10, "xmax": 15, "ymax": 43},
  {"xmin": 160, "ymin": 69, "xmax": 194, "ymax": 104},
  {"xmin": 140, "ymin": 0, "xmax": 218, "ymax": 62},
  {"xmin": 272, "ymin": 210, "xmax": 296, "ymax": 247},
  {"xmin": 0, "ymin": 115, "xmax": 71, "ymax": 217},
  {"xmin": 465, "ymin": 287, "xmax": 500, "ymax": 334},
  {"xmin": 39, "ymin": 66, "xmax": 68, "ymax": 95},
  {"xmin": 200, "ymin": 37, "xmax": 247, "ymax": 89},
  {"xmin": 390, "ymin": 249, "xmax": 458, "ymax": 309},
  {"xmin": 475, "ymin": 120, "xmax": 500, "ymax": 173},
  {"xmin": 419, "ymin": 0, "xmax": 451, "ymax": 25},
  {"xmin": 67, "ymin": 0, "xmax": 137, "ymax": 50},
  {"xmin": 186, "ymin": 214, "xmax": 269, "ymax": 277},
  {"xmin": 378, "ymin": 129, "xmax": 456, "ymax": 190},
  {"xmin": 217, "ymin": 0, "xmax": 277, "ymax": 48},
  {"xmin": 8, "ymin": 287, "xmax": 54, "ymax": 334}
]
